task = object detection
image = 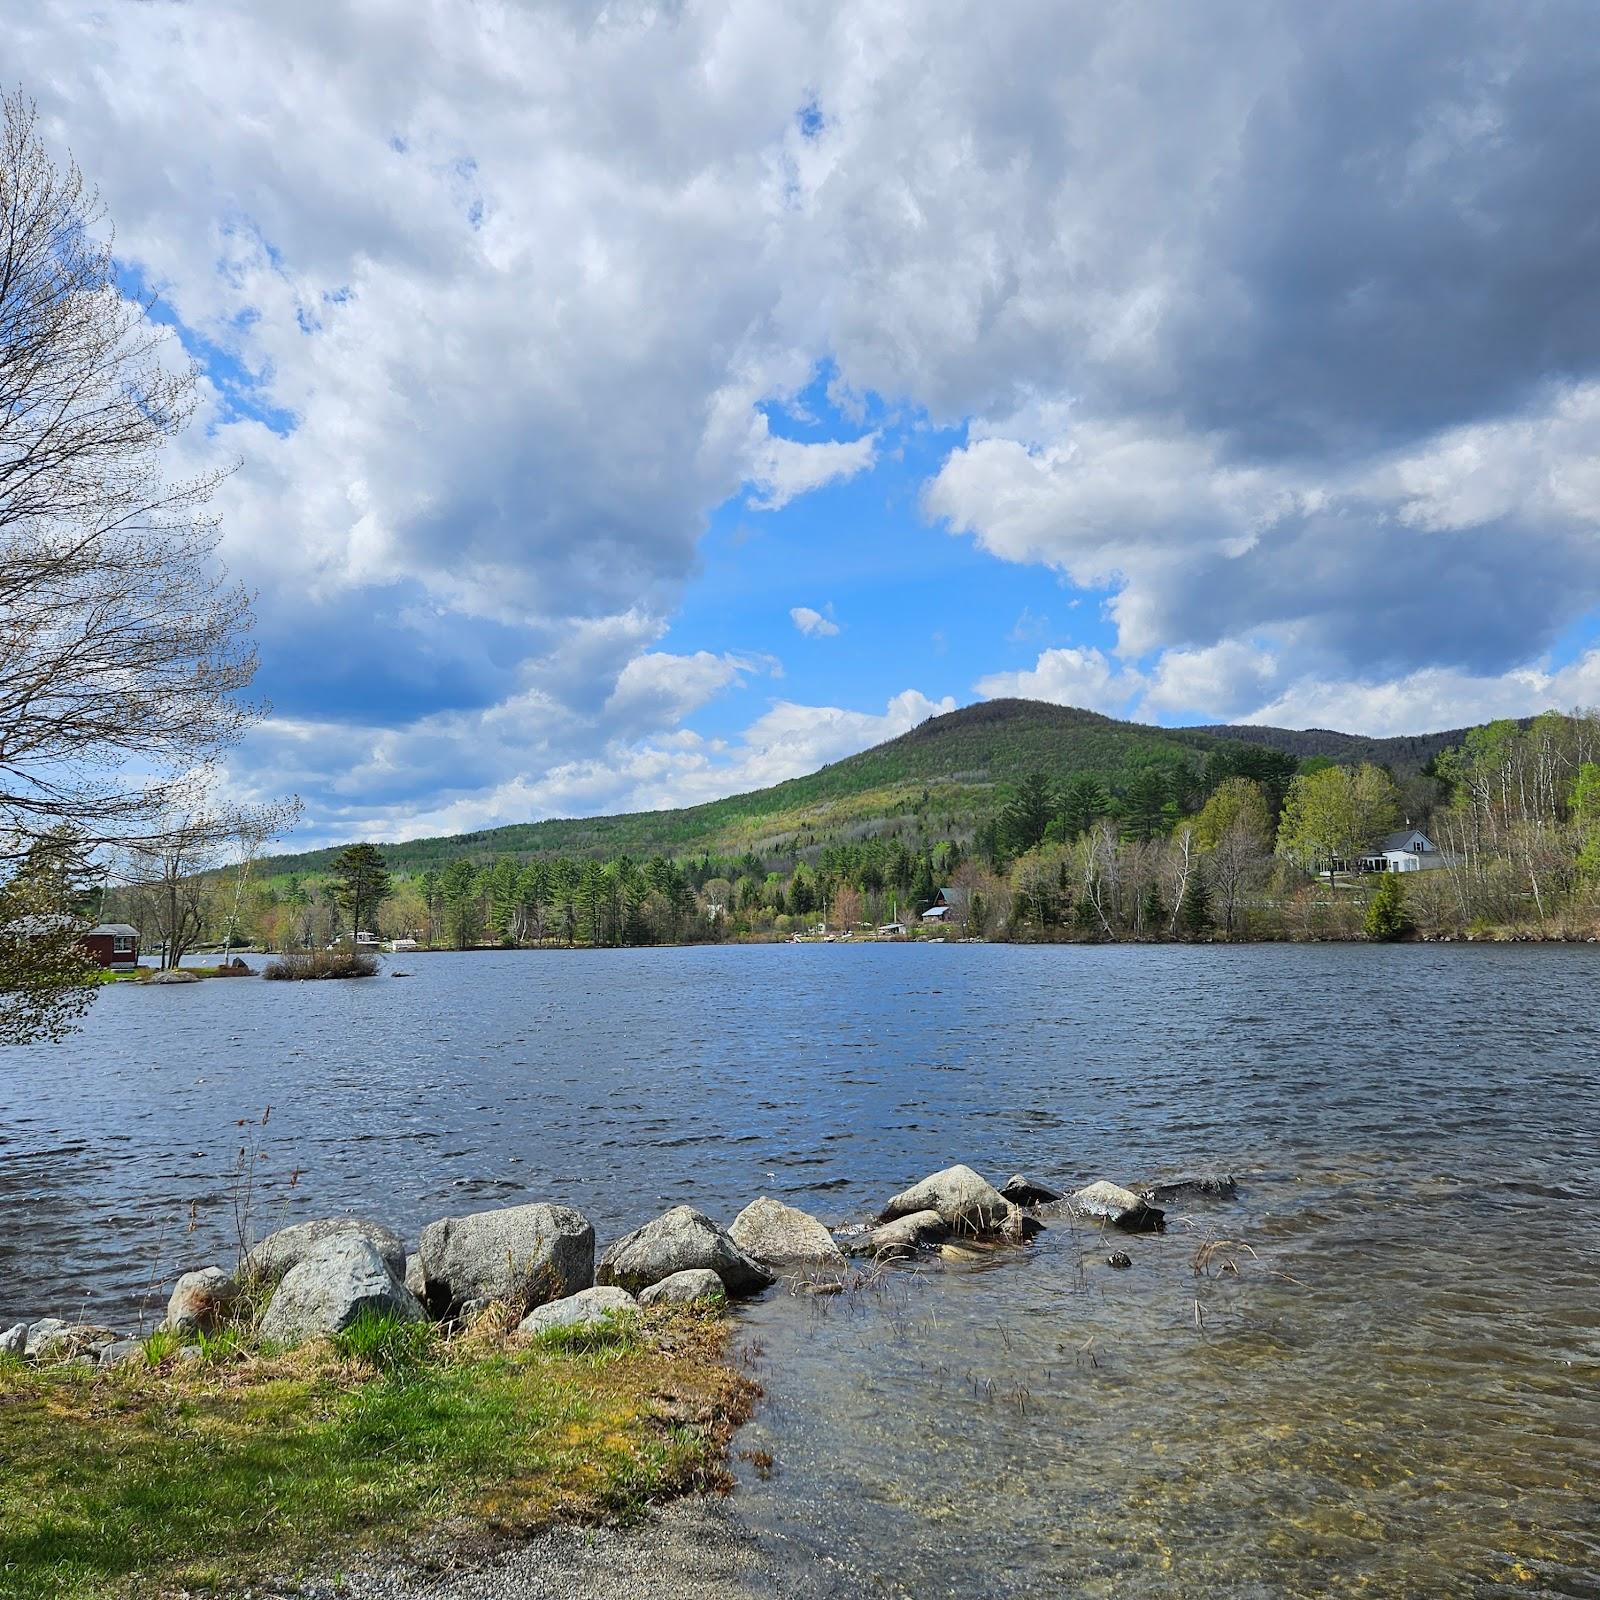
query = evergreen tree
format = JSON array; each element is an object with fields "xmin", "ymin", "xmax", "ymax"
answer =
[
  {"xmin": 1179, "ymin": 872, "xmax": 1212, "ymax": 937},
  {"xmin": 1122, "ymin": 767, "xmax": 1175, "ymax": 842},
  {"xmin": 1060, "ymin": 774, "xmax": 1110, "ymax": 840},
  {"xmin": 330, "ymin": 843, "xmax": 392, "ymax": 946},
  {"xmin": 1000, "ymin": 772, "xmax": 1055, "ymax": 854},
  {"xmin": 1364, "ymin": 871, "xmax": 1411, "ymax": 940}
]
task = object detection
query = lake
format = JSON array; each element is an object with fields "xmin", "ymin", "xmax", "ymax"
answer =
[{"xmin": 3, "ymin": 944, "xmax": 1599, "ymax": 1596}]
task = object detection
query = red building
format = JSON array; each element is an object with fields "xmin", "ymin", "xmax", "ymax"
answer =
[{"xmin": 81, "ymin": 923, "xmax": 140, "ymax": 969}]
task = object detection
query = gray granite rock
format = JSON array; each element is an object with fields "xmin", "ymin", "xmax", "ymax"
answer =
[
  {"xmin": 259, "ymin": 1234, "xmax": 425, "ymax": 1346},
  {"xmin": 638, "ymin": 1269, "xmax": 728, "ymax": 1308},
  {"xmin": 879, "ymin": 1165, "xmax": 1010, "ymax": 1235},
  {"xmin": 598, "ymin": 1206, "xmax": 773, "ymax": 1297},
  {"xmin": 419, "ymin": 1202, "xmax": 594, "ymax": 1316},
  {"xmin": 165, "ymin": 1267, "xmax": 238, "ymax": 1333},
  {"xmin": 243, "ymin": 1217, "xmax": 406, "ymax": 1285},
  {"xmin": 518, "ymin": 1286, "xmax": 639, "ymax": 1336},
  {"xmin": 728, "ymin": 1197, "xmax": 847, "ymax": 1273},
  {"xmin": 1069, "ymin": 1180, "xmax": 1165, "ymax": 1232}
]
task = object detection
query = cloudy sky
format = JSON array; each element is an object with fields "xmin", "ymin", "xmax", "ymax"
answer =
[{"xmin": 13, "ymin": 1, "xmax": 1600, "ymax": 844}]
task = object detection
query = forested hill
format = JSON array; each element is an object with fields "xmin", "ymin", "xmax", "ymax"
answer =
[{"xmin": 263, "ymin": 698, "xmax": 1465, "ymax": 875}]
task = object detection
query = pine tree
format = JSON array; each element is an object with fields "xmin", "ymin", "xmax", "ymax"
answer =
[
  {"xmin": 1364, "ymin": 871, "xmax": 1411, "ymax": 940},
  {"xmin": 331, "ymin": 843, "xmax": 392, "ymax": 947},
  {"xmin": 1179, "ymin": 872, "xmax": 1212, "ymax": 938}
]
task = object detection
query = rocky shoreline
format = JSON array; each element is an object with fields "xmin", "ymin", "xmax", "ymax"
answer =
[{"xmin": 1, "ymin": 1162, "xmax": 1234, "ymax": 1370}]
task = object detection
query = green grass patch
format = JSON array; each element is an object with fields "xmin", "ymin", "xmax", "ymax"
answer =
[{"xmin": 0, "ymin": 1312, "xmax": 753, "ymax": 1599}]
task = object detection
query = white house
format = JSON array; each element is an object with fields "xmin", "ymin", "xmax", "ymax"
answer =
[{"xmin": 1359, "ymin": 828, "xmax": 1447, "ymax": 873}]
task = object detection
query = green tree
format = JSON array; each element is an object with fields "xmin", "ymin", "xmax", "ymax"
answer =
[
  {"xmin": 1059, "ymin": 774, "xmax": 1110, "ymax": 840},
  {"xmin": 1276, "ymin": 764, "xmax": 1400, "ymax": 881},
  {"xmin": 438, "ymin": 858, "xmax": 482, "ymax": 949},
  {"xmin": 1364, "ymin": 871, "xmax": 1411, "ymax": 940},
  {"xmin": 1000, "ymin": 772, "xmax": 1055, "ymax": 854},
  {"xmin": 1122, "ymin": 767, "xmax": 1175, "ymax": 842},
  {"xmin": 330, "ymin": 843, "xmax": 392, "ymax": 947},
  {"xmin": 1179, "ymin": 872, "xmax": 1212, "ymax": 937}
]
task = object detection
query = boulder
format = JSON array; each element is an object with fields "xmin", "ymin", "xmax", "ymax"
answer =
[
  {"xmin": 1000, "ymin": 1173, "xmax": 1063, "ymax": 1207},
  {"xmin": 404, "ymin": 1253, "xmax": 426, "ymax": 1298},
  {"xmin": 243, "ymin": 1218, "xmax": 406, "ymax": 1285},
  {"xmin": 419, "ymin": 1202, "xmax": 594, "ymax": 1315},
  {"xmin": 147, "ymin": 969, "xmax": 199, "ymax": 984},
  {"xmin": 1, "ymin": 1322, "xmax": 26, "ymax": 1358},
  {"xmin": 597, "ymin": 1206, "xmax": 773, "ymax": 1297},
  {"xmin": 867, "ymin": 1209, "xmax": 949, "ymax": 1260},
  {"xmin": 1069, "ymin": 1180, "xmax": 1165, "ymax": 1233},
  {"xmin": 165, "ymin": 1267, "xmax": 237, "ymax": 1334},
  {"xmin": 518, "ymin": 1286, "xmax": 639, "ymax": 1337},
  {"xmin": 879, "ymin": 1165, "xmax": 1010, "ymax": 1235},
  {"xmin": 259, "ymin": 1234, "xmax": 425, "ymax": 1346},
  {"xmin": 728, "ymin": 1197, "xmax": 848, "ymax": 1273},
  {"xmin": 997, "ymin": 1200, "xmax": 1045, "ymax": 1243},
  {"xmin": 99, "ymin": 1338, "xmax": 146, "ymax": 1368},
  {"xmin": 639, "ymin": 1269, "xmax": 728, "ymax": 1308},
  {"xmin": 1143, "ymin": 1172, "xmax": 1237, "ymax": 1203}
]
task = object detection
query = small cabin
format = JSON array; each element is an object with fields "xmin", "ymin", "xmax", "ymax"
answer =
[
  {"xmin": 920, "ymin": 905, "xmax": 951, "ymax": 923},
  {"xmin": 82, "ymin": 923, "xmax": 140, "ymax": 969},
  {"xmin": 877, "ymin": 921, "xmax": 907, "ymax": 937}
]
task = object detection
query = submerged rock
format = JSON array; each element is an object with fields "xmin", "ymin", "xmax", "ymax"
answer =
[
  {"xmin": 1001, "ymin": 1173, "xmax": 1063, "ymax": 1207},
  {"xmin": 419, "ymin": 1201, "xmax": 595, "ymax": 1316},
  {"xmin": 597, "ymin": 1206, "xmax": 773, "ymax": 1297},
  {"xmin": 259, "ymin": 1234, "xmax": 425, "ymax": 1346},
  {"xmin": 165, "ymin": 1267, "xmax": 237, "ymax": 1334},
  {"xmin": 518, "ymin": 1286, "xmax": 638, "ymax": 1336},
  {"xmin": 1142, "ymin": 1172, "xmax": 1238, "ymax": 1203},
  {"xmin": 638, "ymin": 1269, "xmax": 729, "ymax": 1308},
  {"xmin": 866, "ymin": 1209, "xmax": 950, "ymax": 1260},
  {"xmin": 729, "ymin": 1197, "xmax": 848, "ymax": 1273},
  {"xmin": 1069, "ymin": 1180, "xmax": 1165, "ymax": 1232},
  {"xmin": 879, "ymin": 1165, "xmax": 1011, "ymax": 1235},
  {"xmin": 243, "ymin": 1218, "xmax": 406, "ymax": 1285}
]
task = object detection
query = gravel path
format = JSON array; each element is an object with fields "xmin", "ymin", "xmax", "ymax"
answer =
[{"xmin": 279, "ymin": 1498, "xmax": 888, "ymax": 1600}]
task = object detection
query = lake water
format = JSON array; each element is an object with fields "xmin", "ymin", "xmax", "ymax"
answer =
[{"xmin": 3, "ymin": 945, "xmax": 1599, "ymax": 1596}]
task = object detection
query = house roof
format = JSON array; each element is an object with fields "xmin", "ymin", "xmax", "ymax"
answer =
[
  {"xmin": 921, "ymin": 905, "xmax": 951, "ymax": 919},
  {"xmin": 1379, "ymin": 829, "xmax": 1431, "ymax": 852},
  {"xmin": 87, "ymin": 923, "xmax": 140, "ymax": 937}
]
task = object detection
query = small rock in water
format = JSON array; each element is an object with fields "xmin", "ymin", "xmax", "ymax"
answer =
[
  {"xmin": 1107, "ymin": 1251, "xmax": 1133, "ymax": 1269},
  {"xmin": 879, "ymin": 1165, "xmax": 1010, "ymax": 1235},
  {"xmin": 638, "ymin": 1268, "xmax": 728, "ymax": 1307},
  {"xmin": 1000, "ymin": 1173, "xmax": 1063, "ymax": 1207},
  {"xmin": 1142, "ymin": 1172, "xmax": 1237, "ymax": 1203},
  {"xmin": 728, "ymin": 1196, "xmax": 848, "ymax": 1273},
  {"xmin": 865, "ymin": 1209, "xmax": 950, "ymax": 1260},
  {"xmin": 1069, "ymin": 1180, "xmax": 1165, "ymax": 1233}
]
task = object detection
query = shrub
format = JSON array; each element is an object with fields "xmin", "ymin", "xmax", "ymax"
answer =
[
  {"xmin": 262, "ymin": 950, "xmax": 378, "ymax": 981},
  {"xmin": 1364, "ymin": 872, "xmax": 1412, "ymax": 941}
]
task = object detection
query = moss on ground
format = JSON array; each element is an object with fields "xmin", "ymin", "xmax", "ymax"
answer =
[{"xmin": 0, "ymin": 1309, "xmax": 754, "ymax": 1600}]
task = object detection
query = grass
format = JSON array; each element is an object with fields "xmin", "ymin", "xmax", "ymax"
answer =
[{"xmin": 0, "ymin": 1307, "xmax": 753, "ymax": 1600}]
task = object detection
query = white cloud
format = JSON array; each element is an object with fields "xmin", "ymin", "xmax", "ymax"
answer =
[
  {"xmin": 975, "ymin": 647, "xmax": 1145, "ymax": 716},
  {"xmin": 789, "ymin": 605, "xmax": 841, "ymax": 637}
]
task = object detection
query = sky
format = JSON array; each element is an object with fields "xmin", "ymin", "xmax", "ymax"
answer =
[{"xmin": 11, "ymin": 1, "xmax": 1600, "ymax": 846}]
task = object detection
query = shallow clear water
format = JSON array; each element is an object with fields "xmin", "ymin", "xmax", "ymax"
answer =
[{"xmin": 3, "ymin": 945, "xmax": 1599, "ymax": 1596}]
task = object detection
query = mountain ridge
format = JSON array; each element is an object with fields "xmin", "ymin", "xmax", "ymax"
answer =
[{"xmin": 263, "ymin": 697, "xmax": 1470, "ymax": 876}]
